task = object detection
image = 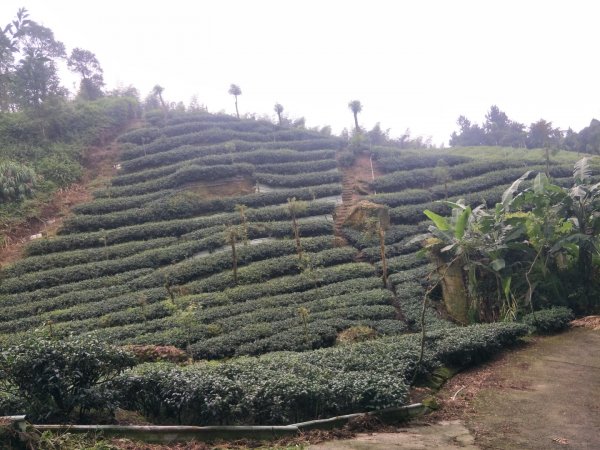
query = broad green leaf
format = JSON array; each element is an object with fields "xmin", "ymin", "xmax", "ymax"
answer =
[
  {"xmin": 442, "ymin": 200, "xmax": 466, "ymax": 210},
  {"xmin": 454, "ymin": 206, "xmax": 471, "ymax": 239},
  {"xmin": 502, "ymin": 276, "xmax": 512, "ymax": 300},
  {"xmin": 573, "ymin": 157, "xmax": 591, "ymax": 183},
  {"xmin": 424, "ymin": 209, "xmax": 449, "ymax": 231},
  {"xmin": 533, "ymin": 173, "xmax": 547, "ymax": 194},
  {"xmin": 502, "ymin": 171, "xmax": 532, "ymax": 209},
  {"xmin": 490, "ymin": 258, "xmax": 505, "ymax": 272}
]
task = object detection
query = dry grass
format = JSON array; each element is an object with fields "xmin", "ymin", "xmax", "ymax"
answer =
[{"xmin": 570, "ymin": 315, "xmax": 600, "ymax": 330}]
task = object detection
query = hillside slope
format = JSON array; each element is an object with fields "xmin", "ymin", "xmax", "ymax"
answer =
[{"xmin": 0, "ymin": 112, "xmax": 587, "ymax": 358}]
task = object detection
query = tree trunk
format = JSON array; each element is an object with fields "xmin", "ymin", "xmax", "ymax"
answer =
[
  {"xmin": 277, "ymin": 112, "xmax": 282, "ymax": 125},
  {"xmin": 230, "ymin": 235, "xmax": 238, "ymax": 284},
  {"xmin": 379, "ymin": 227, "xmax": 388, "ymax": 287},
  {"xmin": 434, "ymin": 255, "xmax": 470, "ymax": 324},
  {"xmin": 292, "ymin": 213, "xmax": 303, "ymax": 260},
  {"xmin": 234, "ymin": 96, "xmax": 239, "ymax": 119},
  {"xmin": 353, "ymin": 113, "xmax": 359, "ymax": 132}
]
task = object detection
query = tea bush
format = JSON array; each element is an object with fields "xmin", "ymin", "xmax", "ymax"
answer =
[
  {"xmin": 522, "ymin": 307, "xmax": 574, "ymax": 334},
  {"xmin": 26, "ymin": 202, "xmax": 335, "ymax": 255},
  {"xmin": 112, "ymin": 322, "xmax": 527, "ymax": 425},
  {"xmin": 0, "ymin": 336, "xmax": 134, "ymax": 422}
]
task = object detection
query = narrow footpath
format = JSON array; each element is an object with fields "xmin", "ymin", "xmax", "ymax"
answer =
[{"xmin": 334, "ymin": 152, "xmax": 381, "ymax": 240}]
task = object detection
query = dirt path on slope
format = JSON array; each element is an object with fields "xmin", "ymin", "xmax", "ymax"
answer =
[
  {"xmin": 0, "ymin": 140, "xmax": 124, "ymax": 267},
  {"xmin": 312, "ymin": 327, "xmax": 600, "ymax": 449},
  {"xmin": 334, "ymin": 152, "xmax": 382, "ymax": 241}
]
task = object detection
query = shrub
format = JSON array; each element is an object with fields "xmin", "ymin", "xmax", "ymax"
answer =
[
  {"xmin": 337, "ymin": 151, "xmax": 356, "ymax": 168},
  {"xmin": 0, "ymin": 336, "xmax": 135, "ymax": 422},
  {"xmin": 521, "ymin": 307, "xmax": 574, "ymax": 334},
  {"xmin": 0, "ymin": 161, "xmax": 36, "ymax": 202},
  {"xmin": 37, "ymin": 153, "xmax": 83, "ymax": 188}
]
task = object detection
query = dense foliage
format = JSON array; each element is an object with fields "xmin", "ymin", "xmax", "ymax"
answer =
[
  {"xmin": 112, "ymin": 323, "xmax": 527, "ymax": 425},
  {"xmin": 450, "ymin": 105, "xmax": 600, "ymax": 154},
  {"xmin": 0, "ymin": 335, "xmax": 134, "ymax": 422},
  {"xmin": 423, "ymin": 159, "xmax": 600, "ymax": 323},
  {"xmin": 522, "ymin": 307, "xmax": 574, "ymax": 334},
  {"xmin": 0, "ymin": 8, "xmax": 139, "ymax": 231}
]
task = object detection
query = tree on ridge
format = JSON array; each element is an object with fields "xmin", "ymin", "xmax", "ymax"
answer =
[
  {"xmin": 348, "ymin": 100, "xmax": 362, "ymax": 132},
  {"xmin": 67, "ymin": 48, "xmax": 104, "ymax": 100},
  {"xmin": 228, "ymin": 84, "xmax": 241, "ymax": 118},
  {"xmin": 274, "ymin": 102, "xmax": 284, "ymax": 125}
]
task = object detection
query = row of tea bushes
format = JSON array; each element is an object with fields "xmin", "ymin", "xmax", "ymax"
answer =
[
  {"xmin": 61, "ymin": 184, "xmax": 341, "ymax": 233},
  {"xmin": 171, "ymin": 247, "xmax": 358, "ymax": 294},
  {"xmin": 116, "ymin": 118, "xmax": 275, "ymax": 145},
  {"xmin": 371, "ymin": 158, "xmax": 555, "ymax": 193},
  {"xmin": 121, "ymin": 140, "xmax": 339, "ymax": 173},
  {"xmin": 121, "ymin": 128, "xmax": 333, "ymax": 160},
  {"xmin": 189, "ymin": 291, "xmax": 396, "ymax": 359},
  {"xmin": 372, "ymin": 151, "xmax": 471, "ymax": 173},
  {"xmin": 1, "ymin": 235, "xmax": 335, "ymax": 294},
  {"xmin": 369, "ymin": 165, "xmax": 568, "ymax": 208},
  {"xmin": 255, "ymin": 159, "xmax": 338, "ymax": 175},
  {"xmin": 81, "ymin": 264, "xmax": 379, "ymax": 345},
  {"xmin": 4, "ymin": 219, "xmax": 333, "ymax": 278},
  {"xmin": 112, "ymin": 322, "xmax": 529, "ymax": 425},
  {"xmin": 27, "ymin": 202, "xmax": 335, "ymax": 255},
  {"xmin": 2, "ymin": 236, "xmax": 177, "ymax": 277},
  {"xmin": 112, "ymin": 157, "xmax": 337, "ymax": 187},
  {"xmin": 0, "ymin": 268, "xmax": 152, "ymax": 308},
  {"xmin": 255, "ymin": 170, "xmax": 341, "ymax": 188},
  {"xmin": 93, "ymin": 164, "xmax": 255, "ymax": 198},
  {"xmin": 73, "ymin": 190, "xmax": 175, "ymax": 215},
  {"xmin": 1, "ymin": 251, "xmax": 363, "ymax": 341}
]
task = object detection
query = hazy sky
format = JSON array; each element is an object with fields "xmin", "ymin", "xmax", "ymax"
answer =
[{"xmin": 2, "ymin": 0, "xmax": 599, "ymax": 145}]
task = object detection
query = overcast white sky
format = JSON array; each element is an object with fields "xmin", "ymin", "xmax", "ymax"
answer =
[{"xmin": 2, "ymin": 0, "xmax": 600, "ymax": 145}]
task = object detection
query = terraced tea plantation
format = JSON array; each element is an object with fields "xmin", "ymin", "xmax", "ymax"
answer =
[
  {"xmin": 1, "ymin": 111, "xmax": 589, "ymax": 425},
  {"xmin": 344, "ymin": 147, "xmax": 590, "ymax": 328},
  {"xmin": 0, "ymin": 113, "xmax": 398, "ymax": 359},
  {"xmin": 0, "ymin": 113, "xmax": 588, "ymax": 356}
]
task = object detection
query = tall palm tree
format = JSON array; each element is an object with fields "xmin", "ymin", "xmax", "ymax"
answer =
[
  {"xmin": 152, "ymin": 85, "xmax": 166, "ymax": 110},
  {"xmin": 348, "ymin": 100, "xmax": 362, "ymax": 132},
  {"xmin": 228, "ymin": 84, "xmax": 242, "ymax": 118},
  {"xmin": 274, "ymin": 103, "xmax": 284, "ymax": 125}
]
